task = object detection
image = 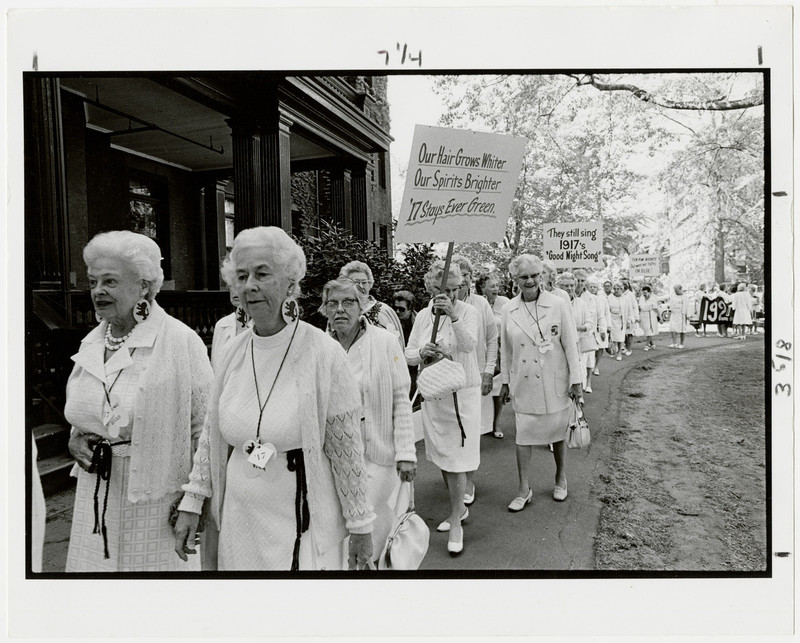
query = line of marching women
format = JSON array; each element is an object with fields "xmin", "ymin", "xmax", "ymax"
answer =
[{"xmin": 56, "ymin": 225, "xmax": 758, "ymax": 571}]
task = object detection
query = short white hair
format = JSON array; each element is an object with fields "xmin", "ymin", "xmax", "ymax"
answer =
[
  {"xmin": 557, "ymin": 271, "xmax": 575, "ymax": 285},
  {"xmin": 83, "ymin": 230, "xmax": 164, "ymax": 301},
  {"xmin": 339, "ymin": 260, "xmax": 374, "ymax": 289},
  {"xmin": 318, "ymin": 279, "xmax": 368, "ymax": 317},
  {"xmin": 221, "ymin": 226, "xmax": 306, "ymax": 297},
  {"xmin": 508, "ymin": 254, "xmax": 543, "ymax": 279},
  {"xmin": 424, "ymin": 260, "xmax": 462, "ymax": 294}
]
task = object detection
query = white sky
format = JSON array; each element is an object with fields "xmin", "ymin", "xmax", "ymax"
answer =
[{"xmin": 386, "ymin": 75, "xmax": 446, "ymax": 220}]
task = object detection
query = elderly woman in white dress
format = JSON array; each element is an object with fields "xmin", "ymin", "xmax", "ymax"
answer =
[
  {"xmin": 174, "ymin": 227, "xmax": 375, "ymax": 571},
  {"xmin": 476, "ymin": 272, "xmax": 511, "ymax": 439},
  {"xmin": 500, "ymin": 255, "xmax": 582, "ymax": 511},
  {"xmin": 210, "ymin": 290, "xmax": 251, "ymax": 371},
  {"xmin": 65, "ymin": 231, "xmax": 213, "ymax": 572},
  {"xmin": 559, "ymin": 272, "xmax": 597, "ymax": 392},
  {"xmin": 638, "ymin": 284, "xmax": 660, "ymax": 351},
  {"xmin": 338, "ymin": 260, "xmax": 404, "ymax": 348},
  {"xmin": 452, "ymin": 255, "xmax": 498, "ymax": 507},
  {"xmin": 731, "ymin": 282, "xmax": 754, "ymax": 340},
  {"xmin": 405, "ymin": 260, "xmax": 479, "ymax": 556},
  {"xmin": 668, "ymin": 284, "xmax": 691, "ymax": 349},
  {"xmin": 607, "ymin": 282, "xmax": 628, "ymax": 360},
  {"xmin": 319, "ymin": 278, "xmax": 417, "ymax": 561},
  {"xmin": 588, "ymin": 278, "xmax": 611, "ymax": 375}
]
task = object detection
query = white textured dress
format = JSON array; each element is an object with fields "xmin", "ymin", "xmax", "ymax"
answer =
[
  {"xmin": 65, "ymin": 319, "xmax": 206, "ymax": 572},
  {"xmin": 216, "ymin": 324, "xmax": 345, "ymax": 571}
]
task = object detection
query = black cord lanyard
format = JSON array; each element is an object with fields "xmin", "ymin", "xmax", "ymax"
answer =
[
  {"xmin": 522, "ymin": 298, "xmax": 546, "ymax": 344},
  {"xmin": 342, "ymin": 321, "xmax": 365, "ymax": 353},
  {"xmin": 102, "ymin": 348, "xmax": 136, "ymax": 405},
  {"xmin": 251, "ymin": 321, "xmax": 299, "ymax": 442}
]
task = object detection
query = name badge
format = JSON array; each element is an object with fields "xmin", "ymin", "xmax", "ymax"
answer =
[
  {"xmin": 538, "ymin": 340, "xmax": 553, "ymax": 354},
  {"xmin": 247, "ymin": 442, "xmax": 276, "ymax": 470},
  {"xmin": 102, "ymin": 394, "xmax": 128, "ymax": 438}
]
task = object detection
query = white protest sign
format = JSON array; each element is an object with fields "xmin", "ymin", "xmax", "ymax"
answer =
[
  {"xmin": 630, "ymin": 254, "xmax": 661, "ymax": 277},
  {"xmin": 541, "ymin": 221, "xmax": 604, "ymax": 268},
  {"xmin": 395, "ymin": 125, "xmax": 527, "ymax": 243}
]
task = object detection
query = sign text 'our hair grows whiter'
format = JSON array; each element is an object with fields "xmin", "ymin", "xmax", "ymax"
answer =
[{"xmin": 395, "ymin": 125, "xmax": 528, "ymax": 244}]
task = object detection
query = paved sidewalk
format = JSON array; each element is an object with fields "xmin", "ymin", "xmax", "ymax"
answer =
[
  {"xmin": 415, "ymin": 331, "xmax": 758, "ymax": 570},
  {"xmin": 40, "ymin": 330, "xmax": 760, "ymax": 572}
]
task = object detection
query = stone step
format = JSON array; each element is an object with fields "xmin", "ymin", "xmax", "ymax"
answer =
[
  {"xmin": 37, "ymin": 453, "xmax": 76, "ymax": 497},
  {"xmin": 33, "ymin": 423, "xmax": 70, "ymax": 460}
]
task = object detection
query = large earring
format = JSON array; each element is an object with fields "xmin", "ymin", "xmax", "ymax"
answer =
[
  {"xmin": 235, "ymin": 306, "xmax": 250, "ymax": 329},
  {"xmin": 133, "ymin": 298, "xmax": 151, "ymax": 324},
  {"xmin": 281, "ymin": 297, "xmax": 299, "ymax": 324}
]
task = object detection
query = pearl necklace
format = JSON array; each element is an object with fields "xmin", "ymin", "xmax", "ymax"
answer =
[{"xmin": 104, "ymin": 324, "xmax": 133, "ymax": 351}]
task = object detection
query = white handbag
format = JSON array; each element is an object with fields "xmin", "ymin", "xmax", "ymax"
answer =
[
  {"xmin": 377, "ymin": 481, "xmax": 430, "ymax": 570},
  {"xmin": 415, "ymin": 352, "xmax": 466, "ymax": 400}
]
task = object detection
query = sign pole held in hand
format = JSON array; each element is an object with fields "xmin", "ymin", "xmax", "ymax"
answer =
[{"xmin": 429, "ymin": 241, "xmax": 455, "ymax": 346}]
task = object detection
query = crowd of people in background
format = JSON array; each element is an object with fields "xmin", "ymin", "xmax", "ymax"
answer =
[{"xmin": 47, "ymin": 225, "xmax": 765, "ymax": 573}]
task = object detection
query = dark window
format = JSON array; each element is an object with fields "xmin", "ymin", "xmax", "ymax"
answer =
[
  {"xmin": 377, "ymin": 152, "xmax": 387, "ymax": 189},
  {"xmin": 379, "ymin": 224, "xmax": 388, "ymax": 251},
  {"xmin": 127, "ymin": 174, "xmax": 170, "ymax": 277}
]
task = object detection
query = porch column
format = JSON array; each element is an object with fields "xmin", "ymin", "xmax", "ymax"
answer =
[
  {"xmin": 228, "ymin": 111, "xmax": 293, "ymax": 233},
  {"xmin": 198, "ymin": 178, "xmax": 226, "ymax": 289},
  {"xmin": 350, "ymin": 163, "xmax": 369, "ymax": 240},
  {"xmin": 329, "ymin": 166, "xmax": 352, "ymax": 232},
  {"xmin": 24, "ymin": 77, "xmax": 69, "ymax": 289}
]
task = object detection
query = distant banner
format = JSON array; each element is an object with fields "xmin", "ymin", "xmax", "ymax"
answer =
[
  {"xmin": 541, "ymin": 221, "xmax": 603, "ymax": 268},
  {"xmin": 395, "ymin": 125, "xmax": 527, "ymax": 243},
  {"xmin": 699, "ymin": 296, "xmax": 732, "ymax": 324},
  {"xmin": 630, "ymin": 254, "xmax": 661, "ymax": 278}
]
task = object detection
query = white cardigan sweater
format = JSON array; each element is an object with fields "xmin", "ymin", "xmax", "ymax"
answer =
[
  {"xmin": 68, "ymin": 301, "xmax": 213, "ymax": 503},
  {"xmin": 404, "ymin": 299, "xmax": 480, "ymax": 389},
  {"xmin": 180, "ymin": 321, "xmax": 375, "ymax": 558},
  {"xmin": 333, "ymin": 322, "xmax": 416, "ymax": 466}
]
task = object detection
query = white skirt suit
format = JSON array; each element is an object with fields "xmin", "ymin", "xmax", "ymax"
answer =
[{"xmin": 500, "ymin": 291, "xmax": 583, "ymax": 446}]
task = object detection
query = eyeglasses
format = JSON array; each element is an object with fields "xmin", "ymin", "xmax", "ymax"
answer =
[
  {"xmin": 324, "ymin": 298, "xmax": 358, "ymax": 312},
  {"xmin": 347, "ymin": 278, "xmax": 370, "ymax": 287},
  {"xmin": 395, "ymin": 306, "xmax": 408, "ymax": 313}
]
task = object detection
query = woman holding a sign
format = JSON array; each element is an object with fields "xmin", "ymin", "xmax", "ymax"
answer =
[
  {"xmin": 65, "ymin": 231, "xmax": 213, "ymax": 571},
  {"xmin": 405, "ymin": 260, "xmax": 480, "ymax": 556},
  {"xmin": 174, "ymin": 227, "xmax": 375, "ymax": 571},
  {"xmin": 500, "ymin": 255, "xmax": 582, "ymax": 510}
]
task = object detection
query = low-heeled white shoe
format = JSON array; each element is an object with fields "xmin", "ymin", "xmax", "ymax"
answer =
[
  {"xmin": 463, "ymin": 485, "xmax": 476, "ymax": 506},
  {"xmin": 447, "ymin": 529, "xmax": 464, "ymax": 556},
  {"xmin": 553, "ymin": 482, "xmax": 568, "ymax": 502},
  {"xmin": 436, "ymin": 507, "xmax": 469, "ymax": 532}
]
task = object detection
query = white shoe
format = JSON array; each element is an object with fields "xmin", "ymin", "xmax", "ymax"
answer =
[
  {"xmin": 592, "ymin": 368, "xmax": 600, "ymax": 376},
  {"xmin": 616, "ymin": 354, "xmax": 622, "ymax": 361},
  {"xmin": 584, "ymin": 383, "xmax": 592, "ymax": 393},
  {"xmin": 436, "ymin": 507, "xmax": 469, "ymax": 532},
  {"xmin": 677, "ymin": 344, "xmax": 684, "ymax": 349},
  {"xmin": 668, "ymin": 344, "xmax": 677, "ymax": 348}
]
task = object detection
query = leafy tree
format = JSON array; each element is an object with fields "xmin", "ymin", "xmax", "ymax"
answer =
[
  {"xmin": 431, "ymin": 72, "xmax": 764, "ymax": 285},
  {"xmin": 295, "ymin": 218, "xmax": 435, "ymax": 329}
]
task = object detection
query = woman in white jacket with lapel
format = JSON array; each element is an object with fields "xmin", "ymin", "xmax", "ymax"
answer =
[{"xmin": 500, "ymin": 255, "xmax": 583, "ymax": 510}]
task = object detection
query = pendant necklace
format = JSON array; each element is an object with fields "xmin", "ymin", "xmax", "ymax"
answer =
[
  {"xmin": 243, "ymin": 321, "xmax": 299, "ymax": 473},
  {"xmin": 102, "ymin": 348, "xmax": 136, "ymax": 438}
]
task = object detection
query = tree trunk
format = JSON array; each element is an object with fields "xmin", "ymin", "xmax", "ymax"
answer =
[{"xmin": 714, "ymin": 224, "xmax": 726, "ymax": 284}]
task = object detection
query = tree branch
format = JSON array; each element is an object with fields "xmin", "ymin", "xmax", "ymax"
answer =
[{"xmin": 572, "ymin": 74, "xmax": 763, "ymax": 111}]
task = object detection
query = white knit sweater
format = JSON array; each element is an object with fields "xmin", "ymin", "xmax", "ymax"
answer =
[
  {"xmin": 334, "ymin": 323, "xmax": 416, "ymax": 466},
  {"xmin": 180, "ymin": 321, "xmax": 375, "ymax": 558},
  {"xmin": 68, "ymin": 302, "xmax": 213, "ymax": 503},
  {"xmin": 466, "ymin": 292, "xmax": 498, "ymax": 375}
]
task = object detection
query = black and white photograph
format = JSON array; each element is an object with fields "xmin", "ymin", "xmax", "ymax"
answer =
[{"xmin": 4, "ymin": 4, "xmax": 794, "ymax": 639}]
